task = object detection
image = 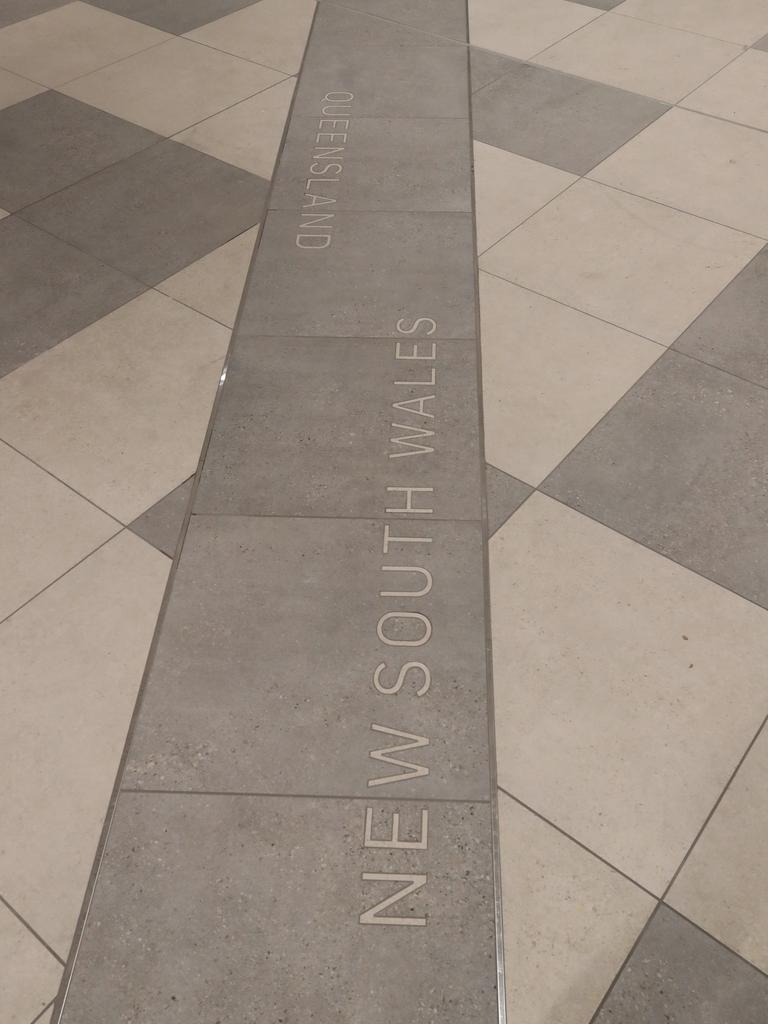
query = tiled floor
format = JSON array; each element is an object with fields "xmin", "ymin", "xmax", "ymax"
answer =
[{"xmin": 4, "ymin": 0, "xmax": 768, "ymax": 1021}]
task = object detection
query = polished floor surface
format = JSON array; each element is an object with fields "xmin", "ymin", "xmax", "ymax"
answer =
[{"xmin": 2, "ymin": 0, "xmax": 768, "ymax": 1022}]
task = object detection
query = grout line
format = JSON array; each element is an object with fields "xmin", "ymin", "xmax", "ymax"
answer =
[
  {"xmin": 30, "ymin": 1000, "xmax": 56, "ymax": 1024},
  {"xmin": 53, "ymin": 37, "xmax": 172, "ymax": 89},
  {"xmin": 0, "ymin": 438, "xmax": 125, "ymax": 527},
  {"xmin": 0, "ymin": 529, "xmax": 123, "ymax": 630},
  {"xmin": 49, "ymin": 10, "xmax": 321, "ymax": 1020},
  {"xmin": 612, "ymin": 10, "xmax": 754, "ymax": 47},
  {"xmin": 659, "ymin": 902, "xmax": 768, "ymax": 980},
  {"xmin": 527, "ymin": 9, "xmax": 608, "ymax": 61},
  {"xmin": 587, "ymin": 904, "xmax": 662, "ymax": 1022},
  {"xmin": 190, "ymin": 511, "xmax": 482, "ymax": 523},
  {"xmin": 0, "ymin": 895, "xmax": 65, "ymax": 966},
  {"xmin": 121, "ymin": 788, "xmax": 491, "ymax": 804},
  {"xmin": 497, "ymin": 787, "xmax": 659, "ymax": 900}
]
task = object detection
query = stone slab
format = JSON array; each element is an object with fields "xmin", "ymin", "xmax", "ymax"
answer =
[
  {"xmin": 195, "ymin": 337, "xmax": 481, "ymax": 520},
  {"xmin": 59, "ymin": 793, "xmax": 496, "ymax": 1023}
]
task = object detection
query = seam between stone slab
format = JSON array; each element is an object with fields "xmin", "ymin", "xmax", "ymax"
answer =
[
  {"xmin": 49, "ymin": 9, "xmax": 322, "ymax": 1022},
  {"xmin": 0, "ymin": 893, "xmax": 65, "ymax": 966},
  {"xmin": 122, "ymin": 788, "xmax": 491, "ymax": 804}
]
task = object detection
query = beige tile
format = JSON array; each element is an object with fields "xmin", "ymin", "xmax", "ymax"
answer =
[
  {"xmin": 668, "ymin": 726, "xmax": 768, "ymax": 973},
  {"xmin": 481, "ymin": 178, "xmax": 762, "ymax": 344},
  {"xmin": 500, "ymin": 794, "xmax": 654, "ymax": 1024},
  {"xmin": 0, "ymin": 441, "xmax": 118, "ymax": 621},
  {"xmin": 0, "ymin": 291, "xmax": 230, "ymax": 521},
  {"xmin": 591, "ymin": 108, "xmax": 768, "ymax": 238},
  {"xmin": 535, "ymin": 13, "xmax": 741, "ymax": 103},
  {"xmin": 156, "ymin": 225, "xmax": 259, "ymax": 327},
  {"xmin": 176, "ymin": 76, "xmax": 294, "ymax": 176},
  {"xmin": 491, "ymin": 493, "xmax": 768, "ymax": 892},
  {"xmin": 185, "ymin": 0, "xmax": 315, "ymax": 75},
  {"xmin": 60, "ymin": 36, "xmax": 283, "ymax": 136},
  {"xmin": 473, "ymin": 143, "xmax": 575, "ymax": 254},
  {"xmin": 0, "ymin": 905, "xmax": 60, "ymax": 1024},
  {"xmin": 618, "ymin": 0, "xmax": 768, "ymax": 45},
  {"xmin": 480, "ymin": 274, "xmax": 660, "ymax": 485},
  {"xmin": 0, "ymin": 208, "xmax": 8, "ymax": 219},
  {"xmin": 0, "ymin": 2, "xmax": 169, "ymax": 87},
  {"xmin": 0, "ymin": 67, "xmax": 46, "ymax": 111},
  {"xmin": 684, "ymin": 48, "xmax": 768, "ymax": 132},
  {"xmin": 0, "ymin": 532, "xmax": 169, "ymax": 954},
  {"xmin": 36, "ymin": 1006, "xmax": 54, "ymax": 1024},
  {"xmin": 469, "ymin": 0, "xmax": 599, "ymax": 61}
]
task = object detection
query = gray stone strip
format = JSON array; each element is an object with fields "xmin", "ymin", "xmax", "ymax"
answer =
[{"xmin": 55, "ymin": 2, "xmax": 501, "ymax": 1019}]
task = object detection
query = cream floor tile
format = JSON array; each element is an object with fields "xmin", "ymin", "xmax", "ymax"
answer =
[
  {"xmin": 491, "ymin": 493, "xmax": 768, "ymax": 893},
  {"xmin": 0, "ymin": 208, "xmax": 8, "ymax": 219},
  {"xmin": 0, "ymin": 291, "xmax": 230, "ymax": 522},
  {"xmin": 0, "ymin": 67, "xmax": 46, "ymax": 111},
  {"xmin": 60, "ymin": 36, "xmax": 284, "ymax": 136},
  {"xmin": 469, "ymin": 0, "xmax": 600, "ymax": 60},
  {"xmin": 668, "ymin": 726, "xmax": 768, "ymax": 973},
  {"xmin": 473, "ymin": 143, "xmax": 576, "ymax": 254},
  {"xmin": 480, "ymin": 273, "xmax": 660, "ymax": 485},
  {"xmin": 35, "ymin": 1006, "xmax": 54, "ymax": 1024},
  {"xmin": 0, "ymin": 531, "xmax": 169, "ymax": 954},
  {"xmin": 0, "ymin": 905, "xmax": 61, "ymax": 1024},
  {"xmin": 0, "ymin": 442, "xmax": 118, "ymax": 621},
  {"xmin": 684, "ymin": 49, "xmax": 768, "ymax": 132},
  {"xmin": 175, "ymin": 77, "xmax": 294, "ymax": 177},
  {"xmin": 480, "ymin": 178, "xmax": 762, "ymax": 344},
  {"xmin": 591, "ymin": 108, "xmax": 768, "ymax": 238},
  {"xmin": 156, "ymin": 225, "xmax": 259, "ymax": 327},
  {"xmin": 0, "ymin": 2, "xmax": 169, "ymax": 87},
  {"xmin": 185, "ymin": 0, "xmax": 315, "ymax": 75},
  {"xmin": 500, "ymin": 794, "xmax": 654, "ymax": 1024},
  {"xmin": 535, "ymin": 13, "xmax": 741, "ymax": 103},
  {"xmin": 618, "ymin": 0, "xmax": 768, "ymax": 46}
]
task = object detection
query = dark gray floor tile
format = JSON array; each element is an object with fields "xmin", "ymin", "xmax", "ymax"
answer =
[
  {"xmin": 542, "ymin": 351, "xmax": 768, "ymax": 609},
  {"xmin": 238, "ymin": 211, "xmax": 476, "ymax": 338},
  {"xmin": 270, "ymin": 117, "xmax": 471, "ymax": 212},
  {"xmin": 126, "ymin": 515, "xmax": 490, "ymax": 799},
  {"xmin": 195, "ymin": 338, "xmax": 481, "ymax": 519},
  {"xmin": 86, "ymin": 0, "xmax": 260, "ymax": 32},
  {"xmin": 674, "ymin": 246, "xmax": 768, "ymax": 389},
  {"xmin": 755, "ymin": 34, "xmax": 768, "ymax": 52},
  {"xmin": 595, "ymin": 906, "xmax": 768, "ymax": 1023},
  {"xmin": 0, "ymin": 92, "xmax": 159, "ymax": 212},
  {"xmin": 470, "ymin": 46, "xmax": 518, "ymax": 93},
  {"xmin": 485, "ymin": 464, "xmax": 532, "ymax": 536},
  {"xmin": 20, "ymin": 140, "xmax": 269, "ymax": 285},
  {"xmin": 472, "ymin": 61, "xmax": 667, "ymax": 175},
  {"xmin": 0, "ymin": 0, "xmax": 66, "ymax": 28},
  {"xmin": 129, "ymin": 478, "xmax": 193, "ymax": 557},
  {"xmin": 319, "ymin": 0, "xmax": 468, "ymax": 41},
  {"xmin": 0, "ymin": 217, "xmax": 144, "ymax": 378},
  {"xmin": 565, "ymin": 0, "xmax": 624, "ymax": 10},
  {"xmin": 60, "ymin": 793, "xmax": 496, "ymax": 1023},
  {"xmin": 294, "ymin": 7, "xmax": 467, "ymax": 118}
]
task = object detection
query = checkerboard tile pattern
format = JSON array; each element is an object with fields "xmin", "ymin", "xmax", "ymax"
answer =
[
  {"xmin": 473, "ymin": 0, "xmax": 768, "ymax": 1020},
  {"xmin": 0, "ymin": 1, "xmax": 312, "ymax": 1018}
]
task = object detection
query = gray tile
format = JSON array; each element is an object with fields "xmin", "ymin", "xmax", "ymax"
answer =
[
  {"xmin": 60, "ymin": 793, "xmax": 496, "ymax": 1023},
  {"xmin": 0, "ymin": 91, "xmax": 159, "ymax": 212},
  {"xmin": 238, "ymin": 211, "xmax": 476, "ymax": 338},
  {"xmin": 293, "ymin": 7, "xmax": 468, "ymax": 119},
  {"xmin": 565, "ymin": 0, "xmax": 625, "ymax": 9},
  {"xmin": 310, "ymin": 1, "xmax": 460, "ymax": 48},
  {"xmin": 0, "ymin": 0, "xmax": 67, "ymax": 28},
  {"xmin": 674, "ymin": 246, "xmax": 768, "ymax": 389},
  {"xmin": 485, "ymin": 464, "xmax": 532, "ymax": 536},
  {"xmin": 472, "ymin": 61, "xmax": 667, "ymax": 175},
  {"xmin": 126, "ymin": 515, "xmax": 491, "ymax": 799},
  {"xmin": 270, "ymin": 117, "xmax": 471, "ymax": 212},
  {"xmin": 755, "ymin": 34, "xmax": 768, "ymax": 52},
  {"xmin": 86, "ymin": 0, "xmax": 261, "ymax": 33},
  {"xmin": 542, "ymin": 351, "xmax": 768, "ymax": 609},
  {"xmin": 595, "ymin": 905, "xmax": 768, "ymax": 1023},
  {"xmin": 0, "ymin": 216, "xmax": 144, "ymax": 378},
  {"xmin": 129, "ymin": 478, "xmax": 193, "ymax": 557},
  {"xmin": 319, "ymin": 0, "xmax": 467, "ymax": 41},
  {"xmin": 21, "ymin": 140, "xmax": 269, "ymax": 285},
  {"xmin": 470, "ymin": 46, "xmax": 518, "ymax": 93},
  {"xmin": 195, "ymin": 338, "xmax": 481, "ymax": 519}
]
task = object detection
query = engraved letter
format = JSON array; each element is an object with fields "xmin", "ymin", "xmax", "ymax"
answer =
[
  {"xmin": 377, "ymin": 612, "xmax": 431, "ymax": 647},
  {"xmin": 368, "ymin": 723, "xmax": 429, "ymax": 786},
  {"xmin": 385, "ymin": 486, "xmax": 434, "ymax": 514},
  {"xmin": 359, "ymin": 874, "xmax": 427, "ymax": 926},
  {"xmin": 372, "ymin": 661, "xmax": 431, "ymax": 696},
  {"xmin": 389, "ymin": 423, "xmax": 435, "ymax": 458},
  {"xmin": 364, "ymin": 807, "xmax": 429, "ymax": 849},
  {"xmin": 396, "ymin": 317, "xmax": 437, "ymax": 336},
  {"xmin": 296, "ymin": 234, "xmax": 331, "ymax": 249},
  {"xmin": 382, "ymin": 525, "xmax": 432, "ymax": 553},
  {"xmin": 380, "ymin": 565, "xmax": 432, "ymax": 598}
]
